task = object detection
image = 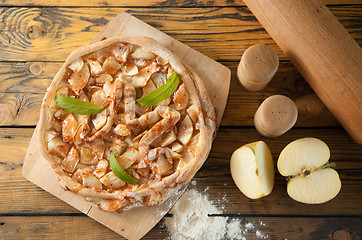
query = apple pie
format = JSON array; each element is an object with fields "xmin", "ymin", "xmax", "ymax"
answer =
[{"xmin": 38, "ymin": 36, "xmax": 216, "ymax": 212}]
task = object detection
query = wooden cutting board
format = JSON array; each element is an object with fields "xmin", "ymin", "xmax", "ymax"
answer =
[{"xmin": 22, "ymin": 12, "xmax": 231, "ymax": 240}]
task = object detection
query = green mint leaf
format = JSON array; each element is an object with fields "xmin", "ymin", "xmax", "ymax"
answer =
[
  {"xmin": 55, "ymin": 94, "xmax": 103, "ymax": 115},
  {"xmin": 137, "ymin": 72, "xmax": 180, "ymax": 107},
  {"xmin": 109, "ymin": 151, "xmax": 138, "ymax": 185}
]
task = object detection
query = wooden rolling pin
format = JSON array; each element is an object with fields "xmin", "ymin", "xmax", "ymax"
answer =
[{"xmin": 243, "ymin": 0, "xmax": 362, "ymax": 144}]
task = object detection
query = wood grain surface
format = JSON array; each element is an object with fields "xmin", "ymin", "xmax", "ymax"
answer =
[
  {"xmin": 1, "ymin": 0, "xmax": 361, "ymax": 6},
  {"xmin": 1, "ymin": 0, "xmax": 362, "ymax": 239},
  {"xmin": 0, "ymin": 7, "xmax": 360, "ymax": 62},
  {"xmin": 1, "ymin": 216, "xmax": 361, "ymax": 239}
]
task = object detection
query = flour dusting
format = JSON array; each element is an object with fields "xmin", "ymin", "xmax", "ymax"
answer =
[
  {"xmin": 226, "ymin": 219, "xmax": 244, "ymax": 240},
  {"xmin": 164, "ymin": 186, "xmax": 268, "ymax": 240},
  {"xmin": 165, "ymin": 189, "xmax": 226, "ymax": 240}
]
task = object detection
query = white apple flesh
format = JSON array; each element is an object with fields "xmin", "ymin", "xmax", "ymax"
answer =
[
  {"xmin": 278, "ymin": 137, "xmax": 341, "ymax": 204},
  {"xmin": 230, "ymin": 141, "xmax": 274, "ymax": 199},
  {"xmin": 278, "ymin": 137, "xmax": 330, "ymax": 176},
  {"xmin": 287, "ymin": 168, "xmax": 341, "ymax": 204}
]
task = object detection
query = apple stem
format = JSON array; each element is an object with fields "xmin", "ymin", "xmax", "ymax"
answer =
[{"xmin": 321, "ymin": 162, "xmax": 336, "ymax": 169}]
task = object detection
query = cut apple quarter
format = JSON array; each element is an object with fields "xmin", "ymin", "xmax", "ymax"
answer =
[
  {"xmin": 230, "ymin": 141, "xmax": 274, "ymax": 199},
  {"xmin": 278, "ymin": 137, "xmax": 341, "ymax": 204}
]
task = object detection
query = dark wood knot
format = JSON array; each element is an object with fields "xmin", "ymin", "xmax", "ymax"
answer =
[
  {"xmin": 26, "ymin": 20, "xmax": 46, "ymax": 40},
  {"xmin": 332, "ymin": 229, "xmax": 352, "ymax": 240},
  {"xmin": 295, "ymin": 94, "xmax": 325, "ymax": 116}
]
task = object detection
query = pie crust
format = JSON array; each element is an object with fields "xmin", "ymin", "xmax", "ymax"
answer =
[{"xmin": 38, "ymin": 36, "xmax": 216, "ymax": 212}]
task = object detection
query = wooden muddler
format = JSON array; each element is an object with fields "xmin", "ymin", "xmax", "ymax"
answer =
[{"xmin": 243, "ymin": 0, "xmax": 362, "ymax": 144}]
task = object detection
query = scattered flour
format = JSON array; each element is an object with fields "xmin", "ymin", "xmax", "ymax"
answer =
[
  {"xmin": 245, "ymin": 222, "xmax": 255, "ymax": 231},
  {"xmin": 165, "ymin": 189, "xmax": 226, "ymax": 240},
  {"xmin": 256, "ymin": 230, "xmax": 268, "ymax": 239},
  {"xmin": 164, "ymin": 188, "xmax": 268, "ymax": 240},
  {"xmin": 226, "ymin": 219, "xmax": 245, "ymax": 240}
]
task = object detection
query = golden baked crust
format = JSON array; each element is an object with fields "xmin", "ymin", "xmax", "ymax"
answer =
[{"xmin": 38, "ymin": 36, "xmax": 216, "ymax": 212}]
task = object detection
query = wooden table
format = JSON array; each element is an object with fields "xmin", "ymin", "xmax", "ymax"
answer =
[{"xmin": 0, "ymin": 0, "xmax": 361, "ymax": 239}]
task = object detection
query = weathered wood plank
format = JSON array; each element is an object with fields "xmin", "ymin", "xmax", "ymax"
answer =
[
  {"xmin": 1, "ymin": 127, "xmax": 361, "ymax": 215},
  {"xmin": 0, "ymin": 216, "xmax": 361, "ymax": 240},
  {"xmin": 0, "ymin": 0, "xmax": 361, "ymax": 7},
  {"xmin": 0, "ymin": 62, "xmax": 58, "ymax": 93},
  {"xmin": 0, "ymin": 61, "xmax": 339, "ymax": 127},
  {"xmin": 0, "ymin": 92, "xmax": 43, "ymax": 126},
  {"xmin": 0, "ymin": 7, "xmax": 360, "ymax": 62},
  {"xmin": 0, "ymin": 128, "xmax": 33, "ymax": 181}
]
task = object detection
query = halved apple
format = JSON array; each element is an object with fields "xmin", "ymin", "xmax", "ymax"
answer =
[
  {"xmin": 230, "ymin": 141, "xmax": 274, "ymax": 199},
  {"xmin": 277, "ymin": 137, "xmax": 341, "ymax": 204}
]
